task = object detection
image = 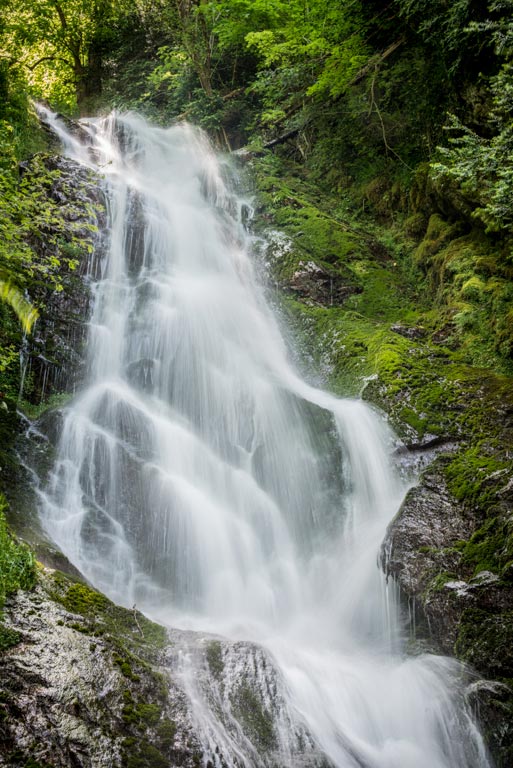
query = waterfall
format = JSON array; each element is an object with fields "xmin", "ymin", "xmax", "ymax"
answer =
[{"xmin": 35, "ymin": 107, "xmax": 491, "ymax": 768}]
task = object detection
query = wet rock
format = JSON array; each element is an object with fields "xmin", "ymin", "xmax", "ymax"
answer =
[
  {"xmin": 382, "ymin": 459, "xmax": 476, "ymax": 652},
  {"xmin": 0, "ymin": 570, "xmax": 199, "ymax": 768},
  {"xmin": 390, "ymin": 323, "xmax": 427, "ymax": 340},
  {"xmin": 287, "ymin": 260, "xmax": 362, "ymax": 306},
  {"xmin": 21, "ymin": 153, "xmax": 107, "ymax": 405},
  {"xmin": 382, "ymin": 457, "xmax": 513, "ymax": 765},
  {"xmin": 467, "ymin": 680, "xmax": 513, "ymax": 768},
  {"xmin": 0, "ymin": 571, "xmax": 332, "ymax": 768},
  {"xmin": 165, "ymin": 630, "xmax": 332, "ymax": 768}
]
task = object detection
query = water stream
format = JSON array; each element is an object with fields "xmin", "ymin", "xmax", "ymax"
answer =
[{"xmin": 35, "ymin": 108, "xmax": 491, "ymax": 767}]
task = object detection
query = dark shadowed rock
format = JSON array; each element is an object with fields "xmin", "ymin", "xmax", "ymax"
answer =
[
  {"xmin": 382, "ymin": 457, "xmax": 513, "ymax": 765},
  {"xmin": 390, "ymin": 323, "xmax": 427, "ymax": 340},
  {"xmin": 287, "ymin": 260, "xmax": 362, "ymax": 306},
  {"xmin": 382, "ymin": 459, "xmax": 475, "ymax": 652}
]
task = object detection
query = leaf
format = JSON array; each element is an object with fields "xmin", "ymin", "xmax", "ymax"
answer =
[{"xmin": 0, "ymin": 279, "xmax": 38, "ymax": 334}]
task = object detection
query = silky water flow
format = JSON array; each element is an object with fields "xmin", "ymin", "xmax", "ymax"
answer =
[{"xmin": 35, "ymin": 108, "xmax": 491, "ymax": 768}]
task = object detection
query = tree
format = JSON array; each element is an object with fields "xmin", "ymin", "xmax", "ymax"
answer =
[
  {"xmin": 431, "ymin": 0, "xmax": 513, "ymax": 234},
  {"xmin": 1, "ymin": 0, "xmax": 132, "ymax": 109}
]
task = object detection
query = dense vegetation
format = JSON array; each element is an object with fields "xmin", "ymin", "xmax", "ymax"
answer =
[{"xmin": 1, "ymin": 0, "xmax": 513, "ymax": 365}]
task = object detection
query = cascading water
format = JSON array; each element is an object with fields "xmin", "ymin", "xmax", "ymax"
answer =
[{"xmin": 35, "ymin": 107, "xmax": 491, "ymax": 768}]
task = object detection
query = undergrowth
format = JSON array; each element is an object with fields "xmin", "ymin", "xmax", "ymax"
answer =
[{"xmin": 0, "ymin": 493, "xmax": 35, "ymax": 650}]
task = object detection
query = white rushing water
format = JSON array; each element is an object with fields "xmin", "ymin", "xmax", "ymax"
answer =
[{"xmin": 36, "ymin": 107, "xmax": 491, "ymax": 768}]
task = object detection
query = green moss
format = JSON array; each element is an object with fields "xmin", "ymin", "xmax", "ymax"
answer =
[
  {"xmin": 0, "ymin": 493, "xmax": 36, "ymax": 648},
  {"xmin": 156, "ymin": 718, "xmax": 176, "ymax": 748},
  {"xmin": 60, "ymin": 582, "xmax": 108, "ymax": 615},
  {"xmin": 414, "ymin": 214, "xmax": 461, "ymax": 269},
  {"xmin": 444, "ymin": 448, "xmax": 510, "ymax": 506},
  {"xmin": 426, "ymin": 571, "xmax": 458, "ymax": 594},
  {"xmin": 50, "ymin": 572, "xmax": 167, "ymax": 654},
  {"xmin": 0, "ymin": 624, "xmax": 21, "ymax": 651},
  {"xmin": 114, "ymin": 655, "xmax": 141, "ymax": 682},
  {"xmin": 125, "ymin": 741, "xmax": 168, "ymax": 768},
  {"xmin": 136, "ymin": 702, "xmax": 161, "ymax": 726},
  {"xmin": 253, "ymin": 155, "xmax": 366, "ymax": 268},
  {"xmin": 231, "ymin": 682, "xmax": 276, "ymax": 752},
  {"xmin": 206, "ymin": 640, "xmax": 224, "ymax": 679},
  {"xmin": 455, "ymin": 608, "xmax": 513, "ymax": 679},
  {"xmin": 459, "ymin": 517, "xmax": 513, "ymax": 576},
  {"xmin": 122, "ymin": 690, "xmax": 162, "ymax": 728},
  {"xmin": 19, "ymin": 391, "xmax": 73, "ymax": 421}
]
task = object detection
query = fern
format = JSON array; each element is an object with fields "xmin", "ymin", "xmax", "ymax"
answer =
[{"xmin": 0, "ymin": 279, "xmax": 38, "ymax": 334}]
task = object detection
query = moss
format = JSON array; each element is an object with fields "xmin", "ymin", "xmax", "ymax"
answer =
[
  {"xmin": 403, "ymin": 212, "xmax": 428, "ymax": 238},
  {"xmin": 252, "ymin": 155, "xmax": 366, "ymax": 267},
  {"xmin": 156, "ymin": 718, "xmax": 176, "ymax": 748},
  {"xmin": 425, "ymin": 571, "xmax": 458, "ymax": 594},
  {"xmin": 122, "ymin": 691, "xmax": 162, "ymax": 728},
  {"xmin": 113, "ymin": 655, "xmax": 141, "ymax": 682},
  {"xmin": 0, "ymin": 624, "xmax": 21, "ymax": 651},
  {"xmin": 231, "ymin": 682, "xmax": 276, "ymax": 752},
  {"xmin": 19, "ymin": 391, "xmax": 73, "ymax": 422},
  {"xmin": 455, "ymin": 608, "xmax": 513, "ymax": 679},
  {"xmin": 414, "ymin": 214, "xmax": 462, "ymax": 269},
  {"xmin": 124, "ymin": 740, "xmax": 169, "ymax": 768},
  {"xmin": 120, "ymin": 695, "xmax": 173, "ymax": 767},
  {"xmin": 459, "ymin": 517, "xmax": 513, "ymax": 576},
  {"xmin": 205, "ymin": 640, "xmax": 224, "ymax": 679},
  {"xmin": 59, "ymin": 582, "xmax": 108, "ymax": 615},
  {"xmin": 444, "ymin": 449, "xmax": 510, "ymax": 507},
  {"xmin": 50, "ymin": 572, "xmax": 167, "ymax": 655},
  {"xmin": 135, "ymin": 703, "xmax": 161, "ymax": 726}
]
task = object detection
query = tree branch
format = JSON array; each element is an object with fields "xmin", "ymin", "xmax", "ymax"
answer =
[
  {"xmin": 27, "ymin": 55, "xmax": 74, "ymax": 72},
  {"xmin": 49, "ymin": 0, "xmax": 68, "ymax": 29},
  {"xmin": 263, "ymin": 127, "xmax": 301, "ymax": 149},
  {"xmin": 368, "ymin": 64, "xmax": 413, "ymax": 171},
  {"xmin": 350, "ymin": 37, "xmax": 405, "ymax": 87}
]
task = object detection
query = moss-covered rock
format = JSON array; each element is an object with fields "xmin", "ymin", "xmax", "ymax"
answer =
[{"xmin": 0, "ymin": 568, "xmax": 198, "ymax": 768}]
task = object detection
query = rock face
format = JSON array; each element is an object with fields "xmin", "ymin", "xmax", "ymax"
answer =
[
  {"xmin": 0, "ymin": 570, "xmax": 331, "ymax": 768},
  {"xmin": 382, "ymin": 458, "xmax": 513, "ymax": 766},
  {"xmin": 21, "ymin": 154, "xmax": 107, "ymax": 405},
  {"xmin": 382, "ymin": 459, "xmax": 476, "ymax": 652},
  {"xmin": 0, "ymin": 571, "xmax": 199, "ymax": 768}
]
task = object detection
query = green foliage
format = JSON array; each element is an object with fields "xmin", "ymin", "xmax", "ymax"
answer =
[
  {"xmin": 0, "ymin": 280, "xmax": 38, "ymax": 334},
  {"xmin": 1, "ymin": 0, "xmax": 136, "ymax": 110},
  {"xmin": 396, "ymin": 0, "xmax": 484, "ymax": 66},
  {"xmin": 0, "ymin": 494, "xmax": 36, "ymax": 614},
  {"xmin": 428, "ymin": 1, "xmax": 513, "ymax": 235},
  {"xmin": 432, "ymin": 66, "xmax": 513, "ymax": 233}
]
